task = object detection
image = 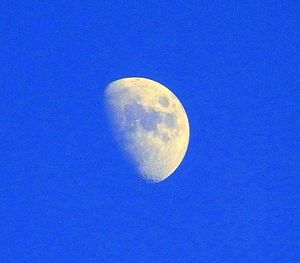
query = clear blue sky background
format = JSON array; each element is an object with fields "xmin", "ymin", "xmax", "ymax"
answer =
[{"xmin": 1, "ymin": 1, "xmax": 299, "ymax": 262}]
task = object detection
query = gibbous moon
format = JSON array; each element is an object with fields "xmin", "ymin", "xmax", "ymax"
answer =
[{"xmin": 105, "ymin": 77, "xmax": 190, "ymax": 183}]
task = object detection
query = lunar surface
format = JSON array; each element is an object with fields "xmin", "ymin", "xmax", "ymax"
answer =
[{"xmin": 105, "ymin": 77, "xmax": 190, "ymax": 183}]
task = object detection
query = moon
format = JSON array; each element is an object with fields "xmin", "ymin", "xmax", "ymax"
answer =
[{"xmin": 104, "ymin": 77, "xmax": 190, "ymax": 183}]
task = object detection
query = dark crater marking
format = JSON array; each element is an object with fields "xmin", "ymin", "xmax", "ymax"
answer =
[
  {"xmin": 158, "ymin": 96, "xmax": 169, "ymax": 107},
  {"xmin": 123, "ymin": 101, "xmax": 178, "ymax": 134},
  {"xmin": 164, "ymin": 112, "xmax": 177, "ymax": 128}
]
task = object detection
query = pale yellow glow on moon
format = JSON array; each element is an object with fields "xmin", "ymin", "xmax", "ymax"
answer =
[{"xmin": 105, "ymin": 77, "xmax": 190, "ymax": 183}]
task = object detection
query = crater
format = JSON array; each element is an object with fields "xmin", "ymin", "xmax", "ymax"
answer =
[
  {"xmin": 140, "ymin": 110, "xmax": 161, "ymax": 131},
  {"xmin": 161, "ymin": 134, "xmax": 171, "ymax": 142},
  {"xmin": 124, "ymin": 102, "xmax": 146, "ymax": 122},
  {"xmin": 158, "ymin": 96, "xmax": 169, "ymax": 107},
  {"xmin": 164, "ymin": 112, "xmax": 177, "ymax": 128}
]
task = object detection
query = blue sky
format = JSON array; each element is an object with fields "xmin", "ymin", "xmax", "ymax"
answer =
[{"xmin": 1, "ymin": 1, "xmax": 299, "ymax": 262}]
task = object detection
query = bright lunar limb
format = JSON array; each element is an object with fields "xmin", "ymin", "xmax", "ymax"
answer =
[{"xmin": 104, "ymin": 77, "xmax": 190, "ymax": 183}]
